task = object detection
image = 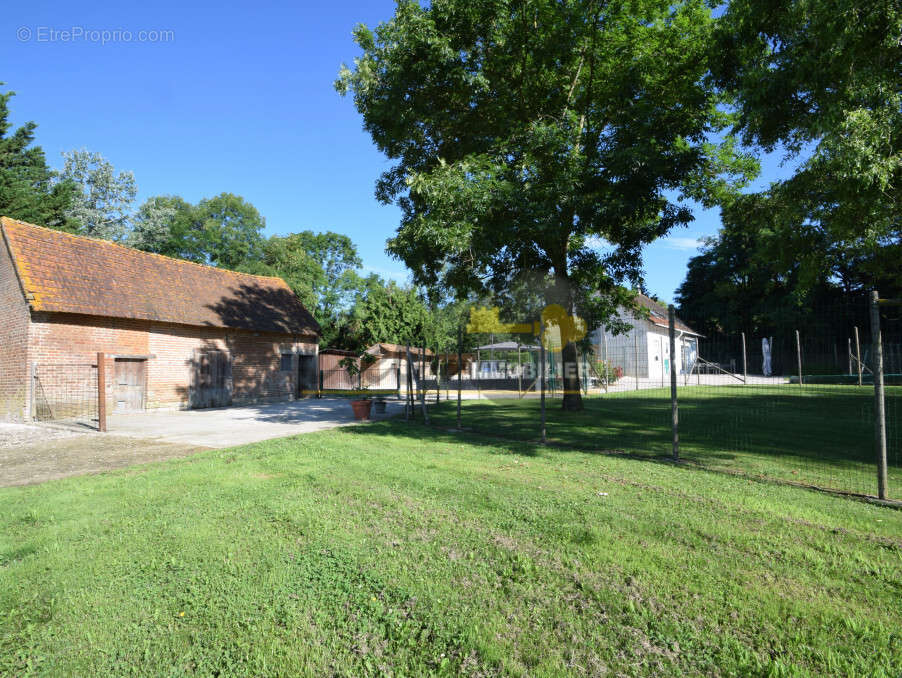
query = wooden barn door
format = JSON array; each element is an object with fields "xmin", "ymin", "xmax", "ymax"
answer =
[
  {"xmin": 189, "ymin": 350, "xmax": 233, "ymax": 409},
  {"xmin": 297, "ymin": 355, "xmax": 316, "ymax": 397},
  {"xmin": 114, "ymin": 358, "xmax": 147, "ymax": 412}
]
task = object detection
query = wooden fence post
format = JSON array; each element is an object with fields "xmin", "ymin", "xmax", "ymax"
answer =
[
  {"xmin": 847, "ymin": 337, "xmax": 852, "ymax": 376},
  {"xmin": 602, "ymin": 328, "xmax": 608, "ymax": 394},
  {"xmin": 540, "ymin": 337, "xmax": 547, "ymax": 444},
  {"xmin": 457, "ymin": 327, "xmax": 462, "ymax": 430},
  {"xmin": 870, "ymin": 291, "xmax": 888, "ymax": 500},
  {"xmin": 854, "ymin": 326, "xmax": 863, "ymax": 386},
  {"xmin": 669, "ymin": 306, "xmax": 679, "ymax": 461},
  {"xmin": 29, "ymin": 362, "xmax": 36, "ymax": 421},
  {"xmin": 741, "ymin": 332, "xmax": 748, "ymax": 385},
  {"xmin": 420, "ymin": 346, "xmax": 429, "ymax": 423},
  {"xmin": 634, "ymin": 330, "xmax": 640, "ymax": 391},
  {"xmin": 97, "ymin": 352, "xmax": 107, "ymax": 432},
  {"xmin": 795, "ymin": 330, "xmax": 803, "ymax": 388},
  {"xmin": 405, "ymin": 344, "xmax": 412, "ymax": 421},
  {"xmin": 517, "ymin": 341, "xmax": 523, "ymax": 398}
]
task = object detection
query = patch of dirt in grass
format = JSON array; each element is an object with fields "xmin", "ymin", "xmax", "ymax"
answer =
[
  {"xmin": 0, "ymin": 433, "xmax": 208, "ymax": 487},
  {"xmin": 0, "ymin": 422, "xmax": 81, "ymax": 449}
]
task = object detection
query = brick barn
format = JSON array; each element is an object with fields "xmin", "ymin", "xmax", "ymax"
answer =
[{"xmin": 0, "ymin": 217, "xmax": 320, "ymax": 421}]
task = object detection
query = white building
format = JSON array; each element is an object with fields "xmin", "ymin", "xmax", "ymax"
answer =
[{"xmin": 592, "ymin": 294, "xmax": 701, "ymax": 382}]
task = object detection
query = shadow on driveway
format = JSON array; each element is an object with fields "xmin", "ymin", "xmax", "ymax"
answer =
[{"xmin": 109, "ymin": 398, "xmax": 404, "ymax": 448}]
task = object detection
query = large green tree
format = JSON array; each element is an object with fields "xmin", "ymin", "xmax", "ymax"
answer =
[
  {"xmin": 130, "ymin": 193, "xmax": 265, "ymax": 270},
  {"xmin": 128, "ymin": 195, "xmax": 194, "ymax": 258},
  {"xmin": 338, "ymin": 0, "xmax": 754, "ymax": 409},
  {"xmin": 0, "ymin": 87, "xmax": 76, "ymax": 230},
  {"xmin": 715, "ymin": 0, "xmax": 901, "ymax": 292},
  {"xmin": 58, "ymin": 149, "xmax": 138, "ymax": 241},
  {"xmin": 246, "ymin": 231, "xmax": 363, "ymax": 346},
  {"xmin": 348, "ymin": 277, "xmax": 438, "ymax": 352},
  {"xmin": 192, "ymin": 193, "xmax": 265, "ymax": 270}
]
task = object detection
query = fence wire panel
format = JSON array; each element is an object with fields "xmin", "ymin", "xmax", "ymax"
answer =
[
  {"xmin": 881, "ymin": 302, "xmax": 902, "ymax": 500},
  {"xmin": 428, "ymin": 335, "xmax": 676, "ymax": 452},
  {"xmin": 679, "ymin": 302, "xmax": 900, "ymax": 500},
  {"xmin": 33, "ymin": 363, "xmax": 99, "ymax": 429},
  {"xmin": 319, "ymin": 366, "xmax": 401, "ymax": 396},
  {"xmin": 423, "ymin": 299, "xmax": 899, "ymax": 502}
]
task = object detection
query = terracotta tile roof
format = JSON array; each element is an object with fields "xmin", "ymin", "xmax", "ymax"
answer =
[
  {"xmin": 1, "ymin": 217, "xmax": 320, "ymax": 336},
  {"xmin": 635, "ymin": 293, "xmax": 699, "ymax": 336},
  {"xmin": 366, "ymin": 343, "xmax": 434, "ymax": 357}
]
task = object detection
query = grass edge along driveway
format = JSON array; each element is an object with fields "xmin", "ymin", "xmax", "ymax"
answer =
[{"xmin": 2, "ymin": 421, "xmax": 900, "ymax": 677}]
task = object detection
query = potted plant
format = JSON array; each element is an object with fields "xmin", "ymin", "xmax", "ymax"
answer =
[
  {"xmin": 372, "ymin": 397, "xmax": 387, "ymax": 415},
  {"xmin": 339, "ymin": 356, "xmax": 373, "ymax": 420}
]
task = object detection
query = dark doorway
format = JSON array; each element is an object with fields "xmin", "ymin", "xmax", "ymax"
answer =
[
  {"xmin": 114, "ymin": 358, "xmax": 147, "ymax": 412},
  {"xmin": 298, "ymin": 354, "xmax": 317, "ymax": 397},
  {"xmin": 189, "ymin": 349, "xmax": 233, "ymax": 409}
]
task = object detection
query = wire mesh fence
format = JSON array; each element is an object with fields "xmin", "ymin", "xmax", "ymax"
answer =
[
  {"xmin": 420, "ymin": 297, "xmax": 900, "ymax": 503},
  {"xmin": 318, "ymin": 366, "xmax": 403, "ymax": 396},
  {"xmin": 32, "ymin": 362, "xmax": 99, "ymax": 429}
]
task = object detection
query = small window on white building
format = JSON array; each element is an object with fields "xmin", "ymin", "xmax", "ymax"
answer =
[{"xmin": 280, "ymin": 354, "xmax": 293, "ymax": 372}]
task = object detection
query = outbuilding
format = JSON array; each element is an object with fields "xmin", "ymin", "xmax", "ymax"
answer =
[
  {"xmin": 592, "ymin": 293, "xmax": 701, "ymax": 382},
  {"xmin": 0, "ymin": 217, "xmax": 320, "ymax": 421}
]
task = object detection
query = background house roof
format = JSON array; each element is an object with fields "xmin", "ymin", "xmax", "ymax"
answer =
[
  {"xmin": 634, "ymin": 293, "xmax": 699, "ymax": 336},
  {"xmin": 365, "ymin": 343, "xmax": 434, "ymax": 357},
  {"xmin": 1, "ymin": 217, "xmax": 320, "ymax": 336},
  {"xmin": 476, "ymin": 341, "xmax": 541, "ymax": 351}
]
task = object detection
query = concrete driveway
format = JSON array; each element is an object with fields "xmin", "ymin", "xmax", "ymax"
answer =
[{"xmin": 108, "ymin": 398, "xmax": 403, "ymax": 448}]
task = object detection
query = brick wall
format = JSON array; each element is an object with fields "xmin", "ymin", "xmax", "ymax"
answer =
[
  {"xmin": 0, "ymin": 237, "xmax": 30, "ymax": 420},
  {"xmin": 29, "ymin": 312, "xmax": 317, "ymax": 411}
]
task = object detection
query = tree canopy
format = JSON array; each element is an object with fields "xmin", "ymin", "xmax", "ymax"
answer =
[
  {"xmin": 57, "ymin": 149, "xmax": 138, "ymax": 241},
  {"xmin": 337, "ymin": 0, "xmax": 756, "ymax": 409},
  {"xmin": 677, "ymin": 0, "xmax": 901, "ymax": 331},
  {"xmin": 0, "ymin": 87, "xmax": 76, "ymax": 231},
  {"xmin": 242, "ymin": 231, "xmax": 364, "ymax": 347},
  {"xmin": 713, "ymin": 0, "xmax": 901, "ymax": 292}
]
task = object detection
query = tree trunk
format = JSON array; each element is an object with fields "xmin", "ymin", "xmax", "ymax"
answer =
[
  {"xmin": 561, "ymin": 340, "xmax": 583, "ymax": 411},
  {"xmin": 548, "ymin": 262, "xmax": 584, "ymax": 412}
]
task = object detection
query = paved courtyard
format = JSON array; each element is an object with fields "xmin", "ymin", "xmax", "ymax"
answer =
[
  {"xmin": 1, "ymin": 398, "xmax": 403, "ymax": 487},
  {"xmin": 109, "ymin": 397, "xmax": 404, "ymax": 448}
]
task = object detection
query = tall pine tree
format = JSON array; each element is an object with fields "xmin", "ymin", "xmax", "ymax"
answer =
[{"xmin": 0, "ymin": 87, "xmax": 76, "ymax": 230}]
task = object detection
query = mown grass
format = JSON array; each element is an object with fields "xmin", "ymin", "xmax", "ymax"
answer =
[
  {"xmin": 1, "ymin": 422, "xmax": 901, "ymax": 677},
  {"xmin": 429, "ymin": 385, "xmax": 902, "ymax": 499}
]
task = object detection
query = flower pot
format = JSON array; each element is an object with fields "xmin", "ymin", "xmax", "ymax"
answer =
[
  {"xmin": 373, "ymin": 399, "xmax": 387, "ymax": 415},
  {"xmin": 350, "ymin": 399, "xmax": 372, "ymax": 420}
]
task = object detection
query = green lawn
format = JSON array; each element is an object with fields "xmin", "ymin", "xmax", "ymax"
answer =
[
  {"xmin": 2, "ymin": 422, "xmax": 901, "ymax": 676},
  {"xmin": 430, "ymin": 385, "xmax": 902, "ymax": 499}
]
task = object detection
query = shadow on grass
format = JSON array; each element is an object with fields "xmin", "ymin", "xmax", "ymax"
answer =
[{"xmin": 343, "ymin": 387, "xmax": 902, "ymax": 502}]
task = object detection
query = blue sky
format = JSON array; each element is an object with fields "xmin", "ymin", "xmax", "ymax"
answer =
[{"xmin": 3, "ymin": 1, "xmax": 799, "ymax": 303}]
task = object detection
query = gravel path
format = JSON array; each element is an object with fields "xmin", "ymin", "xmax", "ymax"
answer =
[
  {"xmin": 0, "ymin": 422, "xmax": 207, "ymax": 487},
  {"xmin": 0, "ymin": 422, "xmax": 83, "ymax": 450}
]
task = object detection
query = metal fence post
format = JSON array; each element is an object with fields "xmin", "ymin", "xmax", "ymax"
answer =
[
  {"xmin": 97, "ymin": 352, "xmax": 107, "ymax": 432},
  {"xmin": 795, "ymin": 330, "xmax": 803, "ymax": 388},
  {"xmin": 669, "ymin": 306, "xmax": 679, "ymax": 461},
  {"xmin": 870, "ymin": 291, "xmax": 888, "ymax": 500}
]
